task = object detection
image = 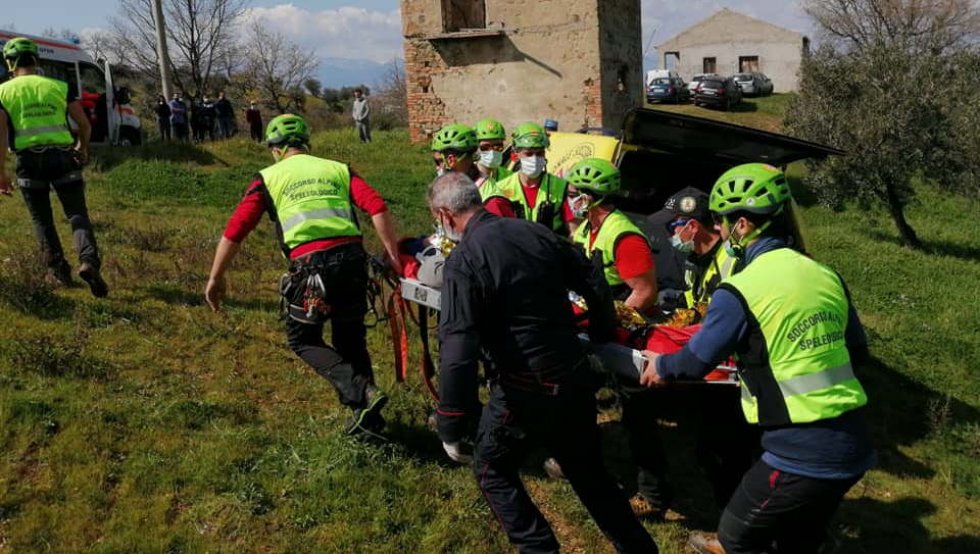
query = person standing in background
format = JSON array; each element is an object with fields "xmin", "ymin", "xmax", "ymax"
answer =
[
  {"xmin": 245, "ymin": 101, "xmax": 263, "ymax": 143},
  {"xmin": 352, "ymin": 88, "xmax": 371, "ymax": 143},
  {"xmin": 214, "ymin": 92, "xmax": 235, "ymax": 139},
  {"xmin": 169, "ymin": 93, "xmax": 189, "ymax": 142},
  {"xmin": 155, "ymin": 95, "xmax": 171, "ymax": 141}
]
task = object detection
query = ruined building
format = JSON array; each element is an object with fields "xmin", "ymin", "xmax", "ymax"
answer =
[{"xmin": 401, "ymin": 0, "xmax": 642, "ymax": 143}]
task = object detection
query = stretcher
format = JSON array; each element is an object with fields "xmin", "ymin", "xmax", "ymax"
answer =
[{"xmin": 396, "ymin": 278, "xmax": 738, "ymax": 391}]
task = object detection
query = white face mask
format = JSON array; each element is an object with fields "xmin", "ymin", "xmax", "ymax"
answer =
[
  {"xmin": 569, "ymin": 193, "xmax": 591, "ymax": 219},
  {"xmin": 440, "ymin": 215, "xmax": 463, "ymax": 242},
  {"xmin": 670, "ymin": 234, "xmax": 695, "ymax": 254},
  {"xmin": 479, "ymin": 150, "xmax": 503, "ymax": 169},
  {"xmin": 520, "ymin": 156, "xmax": 546, "ymax": 178}
]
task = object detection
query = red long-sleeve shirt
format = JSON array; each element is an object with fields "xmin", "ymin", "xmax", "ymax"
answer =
[
  {"xmin": 223, "ymin": 173, "xmax": 388, "ymax": 259},
  {"xmin": 586, "ymin": 227, "xmax": 656, "ymax": 280}
]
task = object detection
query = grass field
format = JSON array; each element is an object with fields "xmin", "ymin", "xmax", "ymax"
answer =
[
  {"xmin": 0, "ymin": 121, "xmax": 978, "ymax": 553},
  {"xmin": 646, "ymin": 93, "xmax": 795, "ymax": 132}
]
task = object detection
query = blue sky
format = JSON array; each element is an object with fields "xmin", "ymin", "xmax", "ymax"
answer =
[{"xmin": 3, "ymin": 1, "xmax": 813, "ymax": 85}]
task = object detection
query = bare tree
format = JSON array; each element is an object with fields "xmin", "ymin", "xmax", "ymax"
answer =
[
  {"xmin": 238, "ymin": 23, "xmax": 319, "ymax": 114},
  {"xmin": 371, "ymin": 59, "xmax": 408, "ymax": 130},
  {"xmin": 107, "ymin": 0, "xmax": 246, "ymax": 97},
  {"xmin": 803, "ymin": 0, "xmax": 980, "ymax": 54}
]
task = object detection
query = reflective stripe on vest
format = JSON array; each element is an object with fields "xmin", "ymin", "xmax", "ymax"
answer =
[
  {"xmin": 495, "ymin": 172, "xmax": 568, "ymax": 232},
  {"xmin": 0, "ymin": 75, "xmax": 74, "ymax": 151},
  {"xmin": 684, "ymin": 244, "xmax": 735, "ymax": 307},
  {"xmin": 259, "ymin": 155, "xmax": 360, "ymax": 251},
  {"xmin": 723, "ymin": 248, "xmax": 867, "ymax": 426},
  {"xmin": 572, "ymin": 210, "xmax": 647, "ymax": 287}
]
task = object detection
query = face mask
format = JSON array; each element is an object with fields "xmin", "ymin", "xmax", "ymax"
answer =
[
  {"xmin": 435, "ymin": 167, "xmax": 448, "ymax": 177},
  {"xmin": 479, "ymin": 150, "xmax": 503, "ymax": 169},
  {"xmin": 520, "ymin": 156, "xmax": 546, "ymax": 178},
  {"xmin": 670, "ymin": 234, "xmax": 695, "ymax": 254},
  {"xmin": 569, "ymin": 193, "xmax": 591, "ymax": 219}
]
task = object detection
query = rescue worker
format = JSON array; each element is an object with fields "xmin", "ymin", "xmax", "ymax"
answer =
[
  {"xmin": 431, "ymin": 123, "xmax": 513, "ymax": 217},
  {"xmin": 472, "ymin": 118, "xmax": 512, "ymax": 191},
  {"xmin": 567, "ymin": 158, "xmax": 657, "ymax": 313},
  {"xmin": 640, "ymin": 163, "xmax": 874, "ymax": 554},
  {"xmin": 204, "ymin": 114, "xmax": 403, "ymax": 436},
  {"xmin": 638, "ymin": 187, "xmax": 760, "ymax": 520},
  {"xmin": 0, "ymin": 37, "xmax": 108, "ymax": 297},
  {"xmin": 431, "ymin": 171, "xmax": 658, "ymax": 554},
  {"xmin": 563, "ymin": 157, "xmax": 671, "ymax": 516},
  {"xmin": 657, "ymin": 187, "xmax": 735, "ymax": 309},
  {"xmin": 495, "ymin": 122, "xmax": 575, "ymax": 235}
]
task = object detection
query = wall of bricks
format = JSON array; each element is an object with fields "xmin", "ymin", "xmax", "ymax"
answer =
[{"xmin": 401, "ymin": 0, "xmax": 642, "ymax": 143}]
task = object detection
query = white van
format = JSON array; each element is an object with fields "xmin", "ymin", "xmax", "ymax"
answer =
[
  {"xmin": 645, "ymin": 69, "xmax": 680, "ymax": 88},
  {"xmin": 0, "ymin": 30, "xmax": 142, "ymax": 145}
]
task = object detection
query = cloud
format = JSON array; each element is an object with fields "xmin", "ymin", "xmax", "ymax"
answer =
[{"xmin": 242, "ymin": 4, "xmax": 403, "ymax": 64}]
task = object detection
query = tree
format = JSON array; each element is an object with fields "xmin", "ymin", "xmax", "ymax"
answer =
[
  {"xmin": 372, "ymin": 59, "xmax": 408, "ymax": 130},
  {"xmin": 107, "ymin": 0, "xmax": 246, "ymax": 98},
  {"xmin": 787, "ymin": 0, "xmax": 980, "ymax": 248},
  {"xmin": 303, "ymin": 78, "xmax": 322, "ymax": 99},
  {"xmin": 237, "ymin": 23, "xmax": 319, "ymax": 114}
]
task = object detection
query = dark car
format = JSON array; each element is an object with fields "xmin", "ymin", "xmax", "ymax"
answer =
[
  {"xmin": 694, "ymin": 76, "xmax": 743, "ymax": 110},
  {"xmin": 733, "ymin": 72, "xmax": 774, "ymax": 96},
  {"xmin": 646, "ymin": 77, "xmax": 691, "ymax": 104}
]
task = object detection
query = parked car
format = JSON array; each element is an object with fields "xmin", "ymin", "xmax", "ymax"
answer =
[
  {"xmin": 646, "ymin": 77, "xmax": 690, "ymax": 104},
  {"xmin": 694, "ymin": 76, "xmax": 743, "ymax": 110},
  {"xmin": 686, "ymin": 73, "xmax": 718, "ymax": 97},
  {"xmin": 733, "ymin": 72, "xmax": 774, "ymax": 96},
  {"xmin": 645, "ymin": 69, "xmax": 680, "ymax": 89}
]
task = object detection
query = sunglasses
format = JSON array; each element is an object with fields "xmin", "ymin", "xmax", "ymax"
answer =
[{"xmin": 478, "ymin": 143, "xmax": 504, "ymax": 152}]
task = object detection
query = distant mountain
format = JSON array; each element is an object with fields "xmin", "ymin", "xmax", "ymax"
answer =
[{"xmin": 318, "ymin": 57, "xmax": 402, "ymax": 89}]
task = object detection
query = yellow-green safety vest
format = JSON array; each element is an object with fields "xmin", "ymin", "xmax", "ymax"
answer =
[
  {"xmin": 259, "ymin": 154, "xmax": 360, "ymax": 253},
  {"xmin": 719, "ymin": 247, "xmax": 867, "ymax": 426},
  {"xmin": 495, "ymin": 171, "xmax": 568, "ymax": 232},
  {"xmin": 0, "ymin": 75, "xmax": 75, "ymax": 151},
  {"xmin": 683, "ymin": 244, "xmax": 735, "ymax": 307},
  {"xmin": 572, "ymin": 210, "xmax": 648, "ymax": 287}
]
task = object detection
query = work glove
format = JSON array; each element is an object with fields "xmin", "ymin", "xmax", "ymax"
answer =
[{"xmin": 442, "ymin": 441, "xmax": 473, "ymax": 465}]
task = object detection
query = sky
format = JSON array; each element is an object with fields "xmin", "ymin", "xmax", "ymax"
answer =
[{"xmin": 2, "ymin": 1, "xmax": 814, "ymax": 86}]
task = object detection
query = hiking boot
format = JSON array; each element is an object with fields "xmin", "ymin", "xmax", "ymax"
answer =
[
  {"xmin": 687, "ymin": 531, "xmax": 725, "ymax": 554},
  {"xmin": 345, "ymin": 385, "xmax": 389, "ymax": 436},
  {"xmin": 629, "ymin": 493, "xmax": 669, "ymax": 521},
  {"xmin": 543, "ymin": 457, "xmax": 565, "ymax": 480},
  {"xmin": 49, "ymin": 260, "xmax": 73, "ymax": 287},
  {"xmin": 78, "ymin": 262, "xmax": 109, "ymax": 298}
]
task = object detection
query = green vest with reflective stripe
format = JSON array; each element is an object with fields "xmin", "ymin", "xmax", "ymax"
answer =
[
  {"xmin": 0, "ymin": 75, "xmax": 75, "ymax": 151},
  {"xmin": 720, "ymin": 248, "xmax": 867, "ymax": 426},
  {"xmin": 572, "ymin": 210, "xmax": 647, "ymax": 287},
  {"xmin": 495, "ymin": 172, "xmax": 568, "ymax": 232},
  {"xmin": 259, "ymin": 154, "xmax": 360, "ymax": 251},
  {"xmin": 684, "ymin": 244, "xmax": 735, "ymax": 307}
]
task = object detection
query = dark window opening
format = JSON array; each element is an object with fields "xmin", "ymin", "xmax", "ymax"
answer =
[
  {"xmin": 442, "ymin": 0, "xmax": 486, "ymax": 32},
  {"xmin": 703, "ymin": 57, "xmax": 716, "ymax": 74},
  {"xmin": 664, "ymin": 52, "xmax": 680, "ymax": 71},
  {"xmin": 739, "ymin": 56, "xmax": 759, "ymax": 73}
]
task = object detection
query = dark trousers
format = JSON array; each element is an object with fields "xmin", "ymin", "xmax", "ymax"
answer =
[
  {"xmin": 173, "ymin": 122, "xmax": 189, "ymax": 142},
  {"xmin": 283, "ymin": 244, "xmax": 374, "ymax": 409},
  {"xmin": 218, "ymin": 117, "xmax": 233, "ymax": 138},
  {"xmin": 622, "ymin": 386, "xmax": 759, "ymax": 509},
  {"xmin": 717, "ymin": 459, "xmax": 861, "ymax": 554},
  {"xmin": 16, "ymin": 149, "xmax": 101, "ymax": 271},
  {"xmin": 158, "ymin": 119, "xmax": 171, "ymax": 141},
  {"xmin": 250, "ymin": 123, "xmax": 263, "ymax": 142},
  {"xmin": 475, "ymin": 378, "xmax": 658, "ymax": 554}
]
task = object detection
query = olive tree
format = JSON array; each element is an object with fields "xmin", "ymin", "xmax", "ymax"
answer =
[{"xmin": 787, "ymin": 0, "xmax": 980, "ymax": 248}]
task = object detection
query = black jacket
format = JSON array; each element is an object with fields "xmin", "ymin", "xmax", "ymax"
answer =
[{"xmin": 436, "ymin": 210, "xmax": 616, "ymax": 442}]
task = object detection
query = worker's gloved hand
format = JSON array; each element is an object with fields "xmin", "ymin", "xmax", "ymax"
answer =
[{"xmin": 442, "ymin": 441, "xmax": 473, "ymax": 464}]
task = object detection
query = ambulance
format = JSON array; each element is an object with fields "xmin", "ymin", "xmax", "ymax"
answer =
[{"xmin": 0, "ymin": 30, "xmax": 142, "ymax": 145}]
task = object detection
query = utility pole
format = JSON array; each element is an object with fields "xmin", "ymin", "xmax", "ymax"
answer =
[{"xmin": 152, "ymin": 0, "xmax": 174, "ymax": 99}]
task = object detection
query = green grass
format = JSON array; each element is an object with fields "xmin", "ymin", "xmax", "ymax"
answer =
[
  {"xmin": 0, "ymin": 126, "xmax": 978, "ymax": 553},
  {"xmin": 647, "ymin": 93, "xmax": 795, "ymax": 132}
]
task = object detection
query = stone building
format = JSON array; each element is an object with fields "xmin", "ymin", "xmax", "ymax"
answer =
[
  {"xmin": 656, "ymin": 8, "xmax": 809, "ymax": 92},
  {"xmin": 401, "ymin": 0, "xmax": 642, "ymax": 143}
]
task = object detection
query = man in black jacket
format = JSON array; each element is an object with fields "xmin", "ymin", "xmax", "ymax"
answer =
[{"xmin": 430, "ymin": 172, "xmax": 658, "ymax": 554}]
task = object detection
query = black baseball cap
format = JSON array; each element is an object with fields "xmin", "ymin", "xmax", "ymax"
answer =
[{"xmin": 651, "ymin": 187, "xmax": 712, "ymax": 225}]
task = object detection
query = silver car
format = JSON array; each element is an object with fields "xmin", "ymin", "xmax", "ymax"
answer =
[
  {"xmin": 733, "ymin": 72, "xmax": 774, "ymax": 96},
  {"xmin": 686, "ymin": 73, "xmax": 719, "ymax": 97}
]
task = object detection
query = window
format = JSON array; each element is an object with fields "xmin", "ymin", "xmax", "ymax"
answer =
[
  {"xmin": 703, "ymin": 57, "xmax": 717, "ymax": 74},
  {"xmin": 79, "ymin": 63, "xmax": 106, "ymax": 95},
  {"xmin": 39, "ymin": 60, "xmax": 78, "ymax": 95},
  {"xmin": 739, "ymin": 56, "xmax": 759, "ymax": 73},
  {"xmin": 442, "ymin": 0, "xmax": 486, "ymax": 32}
]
